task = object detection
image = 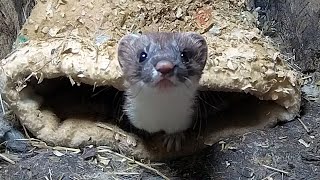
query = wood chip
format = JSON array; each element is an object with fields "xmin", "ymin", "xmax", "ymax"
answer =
[{"xmin": 298, "ymin": 139, "xmax": 310, "ymax": 148}]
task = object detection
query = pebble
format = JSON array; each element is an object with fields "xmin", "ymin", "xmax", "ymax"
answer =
[{"xmin": 4, "ymin": 129, "xmax": 29, "ymax": 153}]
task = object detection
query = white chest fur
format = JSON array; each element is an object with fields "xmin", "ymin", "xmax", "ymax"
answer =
[{"xmin": 124, "ymin": 83, "xmax": 198, "ymax": 134}]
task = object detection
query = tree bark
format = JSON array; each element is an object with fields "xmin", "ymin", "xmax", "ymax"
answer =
[
  {"xmin": 249, "ymin": 0, "xmax": 320, "ymax": 73},
  {"xmin": 0, "ymin": 0, "xmax": 34, "ymax": 59}
]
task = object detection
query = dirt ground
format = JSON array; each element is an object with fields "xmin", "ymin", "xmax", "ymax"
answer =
[
  {"xmin": 1, "ymin": 0, "xmax": 320, "ymax": 179},
  {"xmin": 0, "ymin": 101, "xmax": 319, "ymax": 179}
]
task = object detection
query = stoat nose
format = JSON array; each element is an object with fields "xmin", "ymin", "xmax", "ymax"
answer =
[{"xmin": 155, "ymin": 60, "xmax": 174, "ymax": 75}]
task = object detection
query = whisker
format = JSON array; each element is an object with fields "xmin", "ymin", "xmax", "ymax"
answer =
[
  {"xmin": 197, "ymin": 101, "xmax": 202, "ymax": 139},
  {"xmin": 201, "ymin": 96, "xmax": 208, "ymax": 128},
  {"xmin": 112, "ymin": 90, "xmax": 121, "ymax": 108},
  {"xmin": 111, "ymin": 90, "xmax": 119, "ymax": 118},
  {"xmin": 215, "ymin": 93, "xmax": 226, "ymax": 107},
  {"xmin": 182, "ymin": 76, "xmax": 193, "ymax": 89},
  {"xmin": 124, "ymin": 77, "xmax": 145, "ymax": 98},
  {"xmin": 115, "ymin": 94, "xmax": 124, "ymax": 122},
  {"xmin": 193, "ymin": 103, "xmax": 200, "ymax": 130},
  {"xmin": 117, "ymin": 111, "xmax": 125, "ymax": 122},
  {"xmin": 202, "ymin": 92, "xmax": 219, "ymax": 110},
  {"xmin": 90, "ymin": 86, "xmax": 111, "ymax": 97},
  {"xmin": 181, "ymin": 77, "xmax": 202, "ymax": 99},
  {"xmin": 197, "ymin": 92, "xmax": 220, "ymax": 110},
  {"xmin": 182, "ymin": 77, "xmax": 221, "ymax": 112},
  {"xmin": 130, "ymin": 82, "xmax": 145, "ymax": 98}
]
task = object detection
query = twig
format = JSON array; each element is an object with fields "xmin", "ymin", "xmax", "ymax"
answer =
[
  {"xmin": 261, "ymin": 172, "xmax": 278, "ymax": 180},
  {"xmin": 301, "ymin": 75, "xmax": 312, "ymax": 80},
  {"xmin": 58, "ymin": 173, "xmax": 65, "ymax": 180},
  {"xmin": 14, "ymin": 138, "xmax": 42, "ymax": 142},
  {"xmin": 297, "ymin": 118, "xmax": 311, "ymax": 133},
  {"xmin": 21, "ymin": 123, "xmax": 34, "ymax": 149},
  {"xmin": 51, "ymin": 146, "xmax": 81, "ymax": 153},
  {"xmin": 22, "ymin": 123, "xmax": 31, "ymax": 139},
  {"xmin": 0, "ymin": 94, "xmax": 6, "ymax": 114},
  {"xmin": 32, "ymin": 143, "xmax": 81, "ymax": 153},
  {"xmin": 16, "ymin": 138, "xmax": 81, "ymax": 153},
  {"xmin": 105, "ymin": 172, "xmax": 140, "ymax": 175},
  {"xmin": 262, "ymin": 164, "xmax": 289, "ymax": 175},
  {"xmin": 95, "ymin": 122, "xmax": 127, "ymax": 137},
  {"xmin": 0, "ymin": 153, "xmax": 15, "ymax": 164},
  {"xmin": 97, "ymin": 148, "xmax": 170, "ymax": 180},
  {"xmin": 49, "ymin": 168, "xmax": 53, "ymax": 180},
  {"xmin": 23, "ymin": 0, "xmax": 32, "ymax": 22}
]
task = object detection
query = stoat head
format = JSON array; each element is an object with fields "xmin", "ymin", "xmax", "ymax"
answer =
[{"xmin": 117, "ymin": 32, "xmax": 208, "ymax": 91}]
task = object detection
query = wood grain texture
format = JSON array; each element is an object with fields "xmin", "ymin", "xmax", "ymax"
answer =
[
  {"xmin": 0, "ymin": 0, "xmax": 34, "ymax": 59},
  {"xmin": 250, "ymin": 0, "xmax": 320, "ymax": 72}
]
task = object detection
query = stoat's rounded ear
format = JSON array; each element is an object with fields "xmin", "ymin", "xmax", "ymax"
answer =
[
  {"xmin": 183, "ymin": 32, "xmax": 208, "ymax": 66},
  {"xmin": 118, "ymin": 33, "xmax": 141, "ymax": 47},
  {"xmin": 117, "ymin": 33, "xmax": 141, "ymax": 68},
  {"xmin": 183, "ymin": 32, "xmax": 207, "ymax": 49}
]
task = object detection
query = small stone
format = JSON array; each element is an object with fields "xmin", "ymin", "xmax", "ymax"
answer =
[
  {"xmin": 98, "ymin": 156, "xmax": 110, "ymax": 166},
  {"xmin": 176, "ymin": 8, "xmax": 183, "ymax": 18},
  {"xmin": 48, "ymin": 27, "xmax": 60, "ymax": 37},
  {"xmin": 298, "ymin": 139, "xmax": 310, "ymax": 148},
  {"xmin": 209, "ymin": 26, "xmax": 221, "ymax": 36},
  {"xmin": 81, "ymin": 146, "xmax": 97, "ymax": 160},
  {"xmin": 4, "ymin": 129, "xmax": 29, "ymax": 153},
  {"xmin": 239, "ymin": 167, "xmax": 254, "ymax": 178},
  {"xmin": 53, "ymin": 150, "xmax": 65, "ymax": 157},
  {"xmin": 288, "ymin": 162, "xmax": 295, "ymax": 169},
  {"xmin": 0, "ymin": 116, "xmax": 12, "ymax": 138},
  {"xmin": 34, "ymin": 24, "xmax": 39, "ymax": 31},
  {"xmin": 41, "ymin": 26, "xmax": 50, "ymax": 34},
  {"xmin": 226, "ymin": 161, "xmax": 231, "ymax": 167}
]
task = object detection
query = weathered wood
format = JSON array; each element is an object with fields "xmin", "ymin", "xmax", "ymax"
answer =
[
  {"xmin": 0, "ymin": 0, "xmax": 34, "ymax": 59},
  {"xmin": 250, "ymin": 0, "xmax": 320, "ymax": 72}
]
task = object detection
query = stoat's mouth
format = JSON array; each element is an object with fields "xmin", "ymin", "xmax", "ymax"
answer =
[{"xmin": 155, "ymin": 78, "xmax": 175, "ymax": 90}]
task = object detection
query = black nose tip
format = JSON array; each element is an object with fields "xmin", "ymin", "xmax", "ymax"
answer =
[{"xmin": 155, "ymin": 60, "xmax": 174, "ymax": 74}]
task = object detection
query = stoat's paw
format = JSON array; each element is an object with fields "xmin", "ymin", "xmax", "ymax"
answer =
[{"xmin": 162, "ymin": 132, "xmax": 185, "ymax": 152}]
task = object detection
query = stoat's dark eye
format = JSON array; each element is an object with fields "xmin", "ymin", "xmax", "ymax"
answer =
[
  {"xmin": 180, "ymin": 51, "xmax": 189, "ymax": 63},
  {"xmin": 139, "ymin": 52, "xmax": 148, "ymax": 62}
]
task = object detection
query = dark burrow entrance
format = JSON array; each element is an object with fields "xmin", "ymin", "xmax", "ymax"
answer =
[{"xmin": 22, "ymin": 76, "xmax": 285, "ymax": 147}]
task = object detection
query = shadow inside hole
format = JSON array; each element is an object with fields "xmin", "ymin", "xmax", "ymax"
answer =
[
  {"xmin": 28, "ymin": 77, "xmax": 124, "ymax": 123},
  {"xmin": 25, "ymin": 76, "xmax": 283, "ymax": 147}
]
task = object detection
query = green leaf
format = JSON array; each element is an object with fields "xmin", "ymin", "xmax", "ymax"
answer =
[{"xmin": 17, "ymin": 35, "xmax": 29, "ymax": 43}]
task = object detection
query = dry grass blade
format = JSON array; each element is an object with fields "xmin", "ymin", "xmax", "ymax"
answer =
[
  {"xmin": 51, "ymin": 146, "xmax": 81, "ymax": 153},
  {"xmin": 261, "ymin": 172, "xmax": 278, "ymax": 180},
  {"xmin": 95, "ymin": 122, "xmax": 127, "ymax": 137},
  {"xmin": 21, "ymin": 123, "xmax": 31, "ymax": 139},
  {"xmin": 105, "ymin": 172, "xmax": 140, "ymax": 175},
  {"xmin": 0, "ymin": 153, "xmax": 15, "ymax": 164},
  {"xmin": 262, "ymin": 164, "xmax": 289, "ymax": 175},
  {"xmin": 297, "ymin": 118, "xmax": 311, "ymax": 133},
  {"xmin": 16, "ymin": 138, "xmax": 81, "ymax": 153},
  {"xmin": 34, "ymin": 144, "xmax": 81, "ymax": 153},
  {"xmin": 0, "ymin": 94, "xmax": 6, "ymax": 114},
  {"xmin": 97, "ymin": 148, "xmax": 170, "ymax": 180}
]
